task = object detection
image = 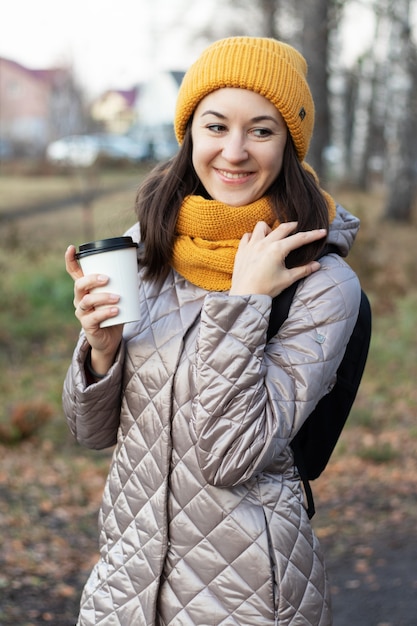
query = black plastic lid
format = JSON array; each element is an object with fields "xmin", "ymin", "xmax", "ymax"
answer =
[{"xmin": 76, "ymin": 236, "xmax": 138, "ymax": 259}]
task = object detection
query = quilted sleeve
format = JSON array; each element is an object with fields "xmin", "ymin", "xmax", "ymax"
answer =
[
  {"xmin": 192, "ymin": 255, "xmax": 361, "ymax": 487},
  {"xmin": 62, "ymin": 333, "xmax": 125, "ymax": 449}
]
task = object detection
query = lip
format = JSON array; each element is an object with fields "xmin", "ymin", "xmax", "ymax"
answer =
[{"xmin": 215, "ymin": 168, "xmax": 253, "ymax": 182}]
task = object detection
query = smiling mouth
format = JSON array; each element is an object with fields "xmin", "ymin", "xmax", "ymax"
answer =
[{"xmin": 217, "ymin": 169, "xmax": 251, "ymax": 180}]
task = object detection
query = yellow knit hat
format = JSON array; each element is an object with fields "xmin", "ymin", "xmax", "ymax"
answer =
[{"xmin": 174, "ymin": 36, "xmax": 315, "ymax": 161}]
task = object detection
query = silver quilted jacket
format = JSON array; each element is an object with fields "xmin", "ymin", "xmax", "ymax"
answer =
[{"xmin": 63, "ymin": 205, "xmax": 361, "ymax": 625}]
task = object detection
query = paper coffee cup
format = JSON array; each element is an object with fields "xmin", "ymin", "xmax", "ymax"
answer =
[{"xmin": 76, "ymin": 236, "xmax": 140, "ymax": 328}]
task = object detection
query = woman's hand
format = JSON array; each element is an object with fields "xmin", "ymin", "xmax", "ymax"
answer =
[
  {"xmin": 230, "ymin": 221, "xmax": 326, "ymax": 298},
  {"xmin": 65, "ymin": 245, "xmax": 123, "ymax": 375}
]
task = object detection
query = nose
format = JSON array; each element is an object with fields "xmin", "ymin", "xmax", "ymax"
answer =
[{"xmin": 222, "ymin": 131, "xmax": 248, "ymax": 162}]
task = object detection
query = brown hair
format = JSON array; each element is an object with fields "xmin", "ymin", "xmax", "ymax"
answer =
[{"xmin": 135, "ymin": 125, "xmax": 329, "ymax": 280}]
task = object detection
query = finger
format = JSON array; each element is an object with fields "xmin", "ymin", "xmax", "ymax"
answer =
[
  {"xmin": 276, "ymin": 228, "xmax": 327, "ymax": 256},
  {"xmin": 269, "ymin": 261, "xmax": 322, "ymax": 298},
  {"xmin": 288, "ymin": 260, "xmax": 322, "ymax": 283},
  {"xmin": 75, "ymin": 303, "xmax": 120, "ymax": 327},
  {"xmin": 250, "ymin": 221, "xmax": 273, "ymax": 239},
  {"xmin": 76, "ymin": 289, "xmax": 119, "ymax": 311},
  {"xmin": 266, "ymin": 221, "xmax": 298, "ymax": 240},
  {"xmin": 240, "ymin": 232, "xmax": 252, "ymax": 245},
  {"xmin": 65, "ymin": 245, "xmax": 84, "ymax": 280},
  {"xmin": 75, "ymin": 272, "xmax": 109, "ymax": 296},
  {"xmin": 74, "ymin": 299, "xmax": 92, "ymax": 318}
]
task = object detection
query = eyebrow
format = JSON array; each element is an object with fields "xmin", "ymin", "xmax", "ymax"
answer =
[{"xmin": 200, "ymin": 110, "xmax": 281, "ymax": 126}]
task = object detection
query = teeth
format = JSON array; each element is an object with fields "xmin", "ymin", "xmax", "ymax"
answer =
[{"xmin": 219, "ymin": 170, "xmax": 248, "ymax": 179}]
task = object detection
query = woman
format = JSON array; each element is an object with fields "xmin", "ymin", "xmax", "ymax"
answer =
[{"xmin": 64, "ymin": 37, "xmax": 361, "ymax": 625}]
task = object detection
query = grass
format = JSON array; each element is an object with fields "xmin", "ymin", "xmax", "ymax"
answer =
[
  {"xmin": 0, "ymin": 165, "xmax": 148, "ymax": 441},
  {"xmin": 356, "ymin": 441, "xmax": 399, "ymax": 464},
  {"xmin": 0, "ymin": 164, "xmax": 417, "ymax": 555},
  {"xmin": 0, "ymin": 167, "xmax": 416, "ymax": 444}
]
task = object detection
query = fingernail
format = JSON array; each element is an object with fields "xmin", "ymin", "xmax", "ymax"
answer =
[{"xmin": 97, "ymin": 274, "xmax": 108, "ymax": 283}]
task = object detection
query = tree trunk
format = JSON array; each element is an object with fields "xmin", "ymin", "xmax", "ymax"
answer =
[
  {"xmin": 300, "ymin": 0, "xmax": 330, "ymax": 179},
  {"xmin": 259, "ymin": 0, "xmax": 280, "ymax": 38},
  {"xmin": 384, "ymin": 0, "xmax": 417, "ymax": 221}
]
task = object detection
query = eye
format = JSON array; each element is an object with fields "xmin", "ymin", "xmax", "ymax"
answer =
[
  {"xmin": 251, "ymin": 127, "xmax": 273, "ymax": 139},
  {"xmin": 206, "ymin": 123, "xmax": 227, "ymax": 133}
]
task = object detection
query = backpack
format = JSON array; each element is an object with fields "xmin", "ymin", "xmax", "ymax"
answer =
[{"xmin": 267, "ymin": 260, "xmax": 372, "ymax": 518}]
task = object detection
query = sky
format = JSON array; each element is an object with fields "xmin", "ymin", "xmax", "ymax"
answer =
[
  {"xmin": 0, "ymin": 0, "xmax": 214, "ymax": 96},
  {"xmin": 0, "ymin": 0, "xmax": 387, "ymax": 99}
]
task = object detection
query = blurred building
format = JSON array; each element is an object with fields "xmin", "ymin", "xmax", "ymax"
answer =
[
  {"xmin": 135, "ymin": 70, "xmax": 184, "ymax": 127},
  {"xmin": 131, "ymin": 70, "xmax": 184, "ymax": 160},
  {"xmin": 0, "ymin": 57, "xmax": 84, "ymax": 157},
  {"xmin": 90, "ymin": 88, "xmax": 138, "ymax": 134}
]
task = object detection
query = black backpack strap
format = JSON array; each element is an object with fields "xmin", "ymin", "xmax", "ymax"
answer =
[
  {"xmin": 267, "ymin": 280, "xmax": 316, "ymax": 518},
  {"xmin": 291, "ymin": 438, "xmax": 316, "ymax": 519},
  {"xmin": 266, "ymin": 280, "xmax": 300, "ymax": 342},
  {"xmin": 266, "ymin": 247, "xmax": 344, "ymax": 519},
  {"xmin": 266, "ymin": 245, "xmax": 339, "ymax": 342}
]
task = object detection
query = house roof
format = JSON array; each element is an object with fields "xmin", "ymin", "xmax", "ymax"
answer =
[
  {"xmin": 112, "ymin": 88, "xmax": 138, "ymax": 107},
  {"xmin": 170, "ymin": 71, "xmax": 185, "ymax": 87},
  {"xmin": 0, "ymin": 57, "xmax": 70, "ymax": 86}
]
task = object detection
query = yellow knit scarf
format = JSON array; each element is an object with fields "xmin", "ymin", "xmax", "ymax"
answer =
[
  {"xmin": 171, "ymin": 195, "xmax": 277, "ymax": 291},
  {"xmin": 171, "ymin": 190, "xmax": 336, "ymax": 291}
]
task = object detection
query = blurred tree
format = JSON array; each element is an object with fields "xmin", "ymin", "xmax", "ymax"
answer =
[
  {"xmin": 187, "ymin": 0, "xmax": 417, "ymax": 216},
  {"xmin": 258, "ymin": 0, "xmax": 280, "ymax": 38},
  {"xmin": 383, "ymin": 0, "xmax": 417, "ymax": 221},
  {"xmin": 195, "ymin": 0, "xmax": 342, "ymax": 179},
  {"xmin": 344, "ymin": 5, "xmax": 390, "ymax": 189},
  {"xmin": 299, "ymin": 0, "xmax": 329, "ymax": 177},
  {"xmin": 341, "ymin": 0, "xmax": 416, "ymax": 220},
  {"xmin": 299, "ymin": 0, "xmax": 346, "ymax": 179}
]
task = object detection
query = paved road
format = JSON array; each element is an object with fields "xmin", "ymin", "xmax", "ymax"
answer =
[
  {"xmin": 0, "ymin": 183, "xmax": 130, "ymax": 222},
  {"xmin": 324, "ymin": 535, "xmax": 417, "ymax": 626}
]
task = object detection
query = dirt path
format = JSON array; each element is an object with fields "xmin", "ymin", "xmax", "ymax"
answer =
[
  {"xmin": 1, "ymin": 436, "xmax": 416, "ymax": 625},
  {"xmin": 0, "ymin": 529, "xmax": 415, "ymax": 625},
  {"xmin": 0, "ymin": 183, "xmax": 131, "ymax": 222},
  {"xmin": 324, "ymin": 533, "xmax": 417, "ymax": 626}
]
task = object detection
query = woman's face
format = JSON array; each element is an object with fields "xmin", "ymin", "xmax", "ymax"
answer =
[{"xmin": 191, "ymin": 88, "xmax": 288, "ymax": 207}]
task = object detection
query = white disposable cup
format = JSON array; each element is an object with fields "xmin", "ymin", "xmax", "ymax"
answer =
[{"xmin": 76, "ymin": 236, "xmax": 140, "ymax": 328}]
